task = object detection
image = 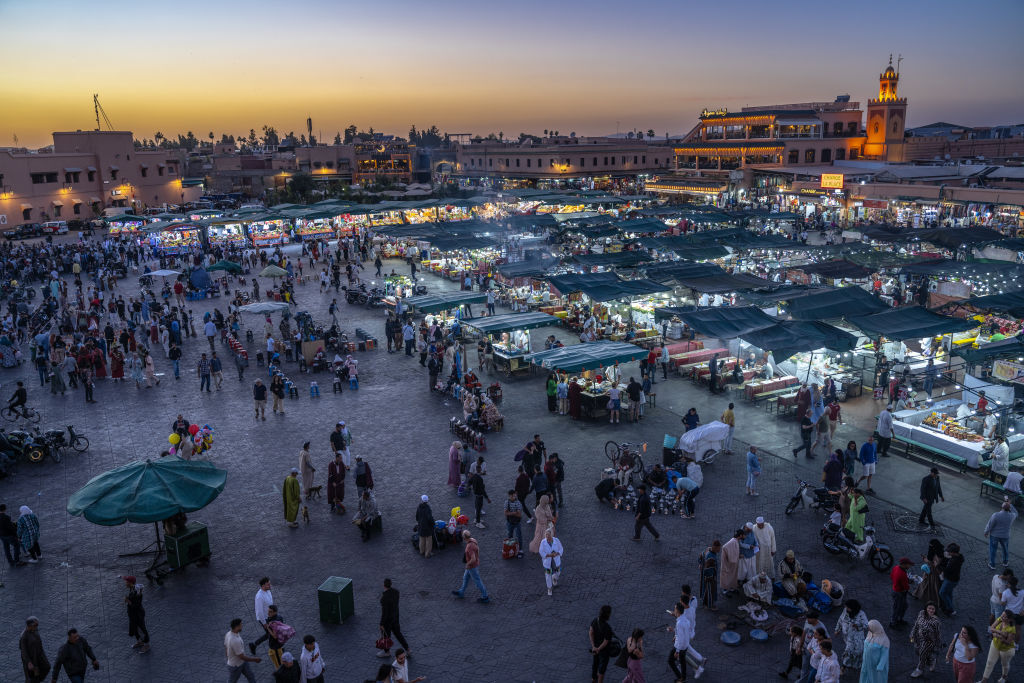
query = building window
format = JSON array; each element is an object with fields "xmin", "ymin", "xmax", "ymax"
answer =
[
  {"xmin": 326, "ymin": 161, "xmax": 334, "ymax": 169},
  {"xmin": 633, "ymin": 156, "xmax": 638, "ymax": 164},
  {"xmin": 167, "ymin": 166, "xmax": 176, "ymax": 175},
  {"xmin": 515, "ymin": 159, "xmax": 520, "ymax": 167},
  {"xmin": 73, "ymin": 203, "xmax": 82, "ymax": 215},
  {"xmin": 140, "ymin": 167, "xmax": 148, "ymax": 178},
  {"xmin": 550, "ymin": 159, "xmax": 554, "ymax": 167},
  {"xmin": 31, "ymin": 173, "xmax": 47, "ymax": 184},
  {"xmin": 87, "ymin": 170, "xmax": 95, "ymax": 182},
  {"xmin": 820, "ymin": 149, "xmax": 832, "ymax": 163},
  {"xmin": 642, "ymin": 155, "xmax": 646, "ymax": 164},
  {"xmin": 848, "ymin": 122, "xmax": 858, "ymax": 135},
  {"xmin": 580, "ymin": 158, "xmax": 585, "ymax": 167},
  {"xmin": 621, "ymin": 156, "xmax": 626, "ymax": 164},
  {"xmin": 526, "ymin": 159, "xmax": 531, "ymax": 168},
  {"xmin": 849, "ymin": 148, "xmax": 859, "ymax": 160},
  {"xmin": 804, "ymin": 149, "xmax": 815, "ymax": 163},
  {"xmin": 22, "ymin": 208, "xmax": 31, "ymax": 220},
  {"xmin": 788, "ymin": 150, "xmax": 799, "ymax": 164},
  {"xmin": 157, "ymin": 166, "xmax": 164, "ymax": 176},
  {"xmin": 110, "ymin": 169, "xmax": 118, "ymax": 180},
  {"xmin": 488, "ymin": 159, "xmax": 492, "ymax": 167},
  {"xmin": 593, "ymin": 157, "xmax": 598, "ymax": 166},
  {"xmin": 53, "ymin": 205, "xmax": 62, "ymax": 218},
  {"xmin": 836, "ymin": 148, "xmax": 846, "ymax": 161}
]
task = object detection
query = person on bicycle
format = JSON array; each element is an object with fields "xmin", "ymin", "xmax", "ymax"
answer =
[{"xmin": 7, "ymin": 381, "xmax": 28, "ymax": 418}]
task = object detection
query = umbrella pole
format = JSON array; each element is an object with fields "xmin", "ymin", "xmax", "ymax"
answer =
[{"xmin": 118, "ymin": 522, "xmax": 165, "ymax": 559}]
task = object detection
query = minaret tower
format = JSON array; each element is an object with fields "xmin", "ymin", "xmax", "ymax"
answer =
[{"xmin": 864, "ymin": 55, "xmax": 907, "ymax": 162}]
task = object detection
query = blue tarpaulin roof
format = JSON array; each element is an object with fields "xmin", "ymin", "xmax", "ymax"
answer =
[
  {"xmin": 848, "ymin": 306, "xmax": 977, "ymax": 340},
  {"xmin": 524, "ymin": 340, "xmax": 648, "ymax": 372},
  {"xmin": 784, "ymin": 287, "xmax": 889, "ymax": 320}
]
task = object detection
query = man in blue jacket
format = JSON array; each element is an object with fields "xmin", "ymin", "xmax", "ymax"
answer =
[{"xmin": 856, "ymin": 435, "xmax": 877, "ymax": 494}]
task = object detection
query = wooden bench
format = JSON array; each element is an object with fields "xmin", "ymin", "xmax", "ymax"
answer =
[
  {"xmin": 981, "ymin": 479, "xmax": 1006, "ymax": 501},
  {"xmin": 894, "ymin": 436, "xmax": 968, "ymax": 474}
]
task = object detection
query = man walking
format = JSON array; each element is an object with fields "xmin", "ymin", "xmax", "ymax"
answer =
[
  {"xmin": 669, "ymin": 601, "xmax": 691, "ymax": 681},
  {"xmin": 253, "ymin": 379, "xmax": 267, "ymax": 420},
  {"xmin": 745, "ymin": 445, "xmax": 761, "ymax": 496},
  {"xmin": 377, "ymin": 578, "xmax": 411, "ymax": 659},
  {"xmin": 469, "ymin": 469, "xmax": 490, "ymax": 529},
  {"xmin": 1, "ymin": 503, "xmax": 24, "ymax": 567},
  {"xmin": 451, "ymin": 530, "xmax": 490, "ymax": 603},
  {"xmin": 299, "ymin": 635, "xmax": 325, "ymax": 683},
  {"xmin": 486, "ymin": 289, "xmax": 495, "ymax": 316},
  {"xmin": 225, "ymin": 618, "xmax": 260, "ymax": 683},
  {"xmin": 20, "ymin": 617, "xmax": 49, "ymax": 683},
  {"xmin": 919, "ymin": 467, "xmax": 944, "ymax": 529},
  {"xmin": 248, "ymin": 577, "xmax": 274, "ymax": 656},
  {"xmin": 204, "ymin": 317, "xmax": 217, "ymax": 350},
  {"xmin": 402, "ymin": 321, "xmax": 415, "ymax": 356},
  {"xmin": 504, "ymin": 489, "xmax": 524, "ymax": 558},
  {"xmin": 889, "ymin": 556, "xmax": 913, "ymax": 628},
  {"xmin": 632, "ymin": 484, "xmax": 660, "ymax": 541},
  {"xmin": 856, "ymin": 435, "xmax": 877, "ymax": 494},
  {"xmin": 168, "ymin": 342, "xmax": 181, "ymax": 380},
  {"xmin": 876, "ymin": 405, "xmax": 894, "ymax": 457},
  {"xmin": 983, "ymin": 501, "xmax": 1017, "ymax": 569},
  {"xmin": 197, "ymin": 353, "xmax": 212, "ymax": 393},
  {"xmin": 210, "ymin": 351, "xmax": 223, "ymax": 390},
  {"xmin": 720, "ymin": 403, "xmax": 735, "ymax": 453},
  {"xmin": 51, "ymin": 628, "xmax": 100, "ymax": 682},
  {"xmin": 792, "ymin": 409, "xmax": 815, "ymax": 458}
]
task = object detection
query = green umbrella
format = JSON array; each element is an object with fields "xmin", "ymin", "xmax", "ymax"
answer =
[
  {"xmin": 67, "ymin": 457, "xmax": 227, "ymax": 526},
  {"xmin": 208, "ymin": 260, "xmax": 243, "ymax": 274},
  {"xmin": 259, "ymin": 265, "xmax": 288, "ymax": 278}
]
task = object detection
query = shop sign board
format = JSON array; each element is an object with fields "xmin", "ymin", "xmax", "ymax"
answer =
[
  {"xmin": 992, "ymin": 359, "xmax": 1024, "ymax": 384},
  {"xmin": 820, "ymin": 173, "xmax": 844, "ymax": 189}
]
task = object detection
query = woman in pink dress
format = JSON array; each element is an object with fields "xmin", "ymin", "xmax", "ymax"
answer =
[{"xmin": 109, "ymin": 347, "xmax": 125, "ymax": 380}]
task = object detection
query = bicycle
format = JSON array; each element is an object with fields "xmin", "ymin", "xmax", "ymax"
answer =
[
  {"xmin": 605, "ymin": 440, "xmax": 647, "ymax": 479},
  {"xmin": 1, "ymin": 406, "xmax": 41, "ymax": 424}
]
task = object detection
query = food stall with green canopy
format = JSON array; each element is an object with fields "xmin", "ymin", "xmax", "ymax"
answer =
[
  {"xmin": 144, "ymin": 221, "xmax": 203, "ymax": 255},
  {"xmin": 524, "ymin": 340, "xmax": 650, "ymax": 418},
  {"xmin": 461, "ymin": 312, "xmax": 560, "ymax": 376},
  {"xmin": 402, "ymin": 291, "xmax": 488, "ymax": 319},
  {"xmin": 205, "ymin": 218, "xmax": 249, "ymax": 248},
  {"xmin": 245, "ymin": 213, "xmax": 290, "ymax": 246},
  {"xmin": 67, "ymin": 457, "xmax": 227, "ymax": 582},
  {"xmin": 106, "ymin": 214, "xmax": 148, "ymax": 235}
]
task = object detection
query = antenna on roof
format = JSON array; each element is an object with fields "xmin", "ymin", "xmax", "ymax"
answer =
[
  {"xmin": 897, "ymin": 54, "xmax": 903, "ymax": 76},
  {"xmin": 93, "ymin": 94, "xmax": 114, "ymax": 131}
]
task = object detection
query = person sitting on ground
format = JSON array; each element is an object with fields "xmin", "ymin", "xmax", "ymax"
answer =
[{"xmin": 644, "ymin": 464, "xmax": 668, "ymax": 491}]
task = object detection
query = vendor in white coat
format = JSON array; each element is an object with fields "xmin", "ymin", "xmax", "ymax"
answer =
[
  {"xmin": 956, "ymin": 401, "xmax": 975, "ymax": 426},
  {"xmin": 991, "ymin": 435, "xmax": 1010, "ymax": 483},
  {"xmin": 538, "ymin": 525, "xmax": 563, "ymax": 596},
  {"xmin": 983, "ymin": 411, "xmax": 999, "ymax": 439},
  {"xmin": 752, "ymin": 516, "xmax": 777, "ymax": 578}
]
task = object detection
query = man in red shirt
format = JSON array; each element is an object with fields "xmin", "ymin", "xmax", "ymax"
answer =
[
  {"xmin": 451, "ymin": 531, "xmax": 489, "ymax": 603},
  {"xmin": 976, "ymin": 391, "xmax": 988, "ymax": 414},
  {"xmin": 646, "ymin": 348, "xmax": 659, "ymax": 384},
  {"xmin": 889, "ymin": 556, "xmax": 913, "ymax": 628}
]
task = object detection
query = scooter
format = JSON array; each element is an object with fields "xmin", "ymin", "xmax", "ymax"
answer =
[
  {"xmin": 37, "ymin": 425, "xmax": 89, "ymax": 455},
  {"xmin": 785, "ymin": 477, "xmax": 839, "ymax": 515},
  {"xmin": 820, "ymin": 520, "xmax": 893, "ymax": 572}
]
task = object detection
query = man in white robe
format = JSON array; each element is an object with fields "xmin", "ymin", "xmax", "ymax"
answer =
[{"xmin": 752, "ymin": 516, "xmax": 777, "ymax": 578}]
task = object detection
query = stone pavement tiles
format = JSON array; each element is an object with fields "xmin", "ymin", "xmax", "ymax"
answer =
[{"xmin": 0, "ymin": 254, "xmax": 1019, "ymax": 682}]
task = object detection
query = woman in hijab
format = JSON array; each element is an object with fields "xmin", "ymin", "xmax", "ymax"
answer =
[
  {"xmin": 568, "ymin": 378, "xmax": 582, "ymax": 420},
  {"xmin": 109, "ymin": 346, "xmax": 125, "ymax": 382},
  {"xmin": 17, "ymin": 505, "xmax": 40, "ymax": 563},
  {"xmin": 447, "ymin": 441, "xmax": 463, "ymax": 488},
  {"xmin": 529, "ymin": 494, "xmax": 557, "ymax": 554},
  {"xmin": 719, "ymin": 529, "xmax": 743, "ymax": 592},
  {"xmin": 144, "ymin": 352, "xmax": 159, "ymax": 387},
  {"xmin": 834, "ymin": 598, "xmax": 869, "ymax": 674},
  {"xmin": 538, "ymin": 525, "xmax": 563, "ymax": 596},
  {"xmin": 129, "ymin": 352, "xmax": 145, "ymax": 388},
  {"xmin": 859, "ymin": 620, "xmax": 889, "ymax": 683},
  {"xmin": 917, "ymin": 538, "xmax": 944, "ymax": 605},
  {"xmin": 910, "ymin": 602, "xmax": 942, "ymax": 678}
]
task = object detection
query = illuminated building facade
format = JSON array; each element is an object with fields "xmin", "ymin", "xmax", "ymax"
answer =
[
  {"xmin": 863, "ymin": 56, "xmax": 907, "ymax": 162},
  {"xmin": 0, "ymin": 131, "xmax": 188, "ymax": 227}
]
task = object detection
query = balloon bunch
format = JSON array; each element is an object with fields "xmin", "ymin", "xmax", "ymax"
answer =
[
  {"xmin": 167, "ymin": 424, "xmax": 215, "ymax": 456},
  {"xmin": 446, "ymin": 506, "xmax": 469, "ymax": 534}
]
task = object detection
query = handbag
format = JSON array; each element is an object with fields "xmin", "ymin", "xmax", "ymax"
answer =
[
  {"xmin": 613, "ymin": 641, "xmax": 630, "ymax": 668},
  {"xmin": 606, "ymin": 635, "xmax": 622, "ymax": 658},
  {"xmin": 375, "ymin": 631, "xmax": 394, "ymax": 651}
]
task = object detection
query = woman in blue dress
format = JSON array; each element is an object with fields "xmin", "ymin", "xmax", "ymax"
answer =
[{"xmin": 860, "ymin": 619, "xmax": 889, "ymax": 682}]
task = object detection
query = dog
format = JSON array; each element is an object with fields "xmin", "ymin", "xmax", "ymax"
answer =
[
  {"xmin": 306, "ymin": 485, "xmax": 323, "ymax": 500},
  {"xmin": 302, "ymin": 505, "xmax": 311, "ymax": 525}
]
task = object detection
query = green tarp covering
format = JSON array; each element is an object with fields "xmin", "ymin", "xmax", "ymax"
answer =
[
  {"xmin": 462, "ymin": 312, "xmax": 560, "ymax": 335},
  {"xmin": 848, "ymin": 306, "xmax": 977, "ymax": 340},
  {"xmin": 784, "ymin": 287, "xmax": 888, "ymax": 320},
  {"xmin": 67, "ymin": 458, "xmax": 227, "ymax": 526},
  {"xmin": 403, "ymin": 291, "xmax": 487, "ymax": 314},
  {"xmin": 524, "ymin": 340, "xmax": 648, "ymax": 372}
]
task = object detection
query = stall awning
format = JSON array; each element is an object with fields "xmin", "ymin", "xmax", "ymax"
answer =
[
  {"xmin": 914, "ymin": 227, "xmax": 1007, "ymax": 249},
  {"xmin": 899, "ymin": 259, "xmax": 1024, "ymax": 278},
  {"xmin": 738, "ymin": 321, "xmax": 859, "ymax": 360},
  {"xmin": 643, "ymin": 260, "xmax": 726, "ymax": 281},
  {"xmin": 674, "ymin": 306, "xmax": 779, "ymax": 338},
  {"xmin": 461, "ymin": 312, "xmax": 560, "ymax": 335},
  {"xmin": 546, "ymin": 272, "xmax": 621, "ymax": 295},
  {"xmin": 579, "ymin": 279, "xmax": 671, "ymax": 301},
  {"xmin": 20, "ymin": 203, "xmax": 32, "ymax": 209},
  {"xmin": 89, "ymin": 196, "xmax": 101, "ymax": 203},
  {"xmin": 524, "ymin": 340, "xmax": 649, "ymax": 373},
  {"xmin": 848, "ymin": 306, "xmax": 977, "ymax": 340},
  {"xmin": 954, "ymin": 337, "xmax": 1024, "ymax": 364},
  {"xmin": 51, "ymin": 200, "xmax": 64, "ymax": 207},
  {"xmin": 426, "ymin": 236, "xmax": 498, "ymax": 251},
  {"xmin": 616, "ymin": 218, "xmax": 670, "ymax": 233},
  {"xmin": 784, "ymin": 287, "xmax": 888, "ymax": 320},
  {"xmin": 402, "ymin": 291, "xmax": 487, "ymax": 314},
  {"xmin": 952, "ymin": 289, "xmax": 1024, "ymax": 317},
  {"xmin": 797, "ymin": 260, "xmax": 873, "ymax": 279},
  {"xmin": 572, "ymin": 251, "xmax": 652, "ymax": 268},
  {"xmin": 496, "ymin": 258, "xmax": 559, "ymax": 278},
  {"xmin": 654, "ymin": 305, "xmax": 697, "ymax": 321},
  {"xmin": 671, "ymin": 273, "xmax": 777, "ymax": 294},
  {"xmin": 506, "ymin": 214, "xmax": 558, "ymax": 228}
]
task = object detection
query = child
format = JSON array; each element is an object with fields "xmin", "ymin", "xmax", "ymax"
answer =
[
  {"xmin": 779, "ymin": 625, "xmax": 803, "ymax": 678},
  {"xmin": 828, "ymin": 504, "xmax": 842, "ymax": 529}
]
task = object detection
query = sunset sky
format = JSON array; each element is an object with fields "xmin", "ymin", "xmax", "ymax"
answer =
[{"xmin": 1, "ymin": 0, "xmax": 1022, "ymax": 148}]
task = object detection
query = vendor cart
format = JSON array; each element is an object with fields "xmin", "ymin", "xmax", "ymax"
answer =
[{"xmin": 675, "ymin": 421, "xmax": 730, "ymax": 463}]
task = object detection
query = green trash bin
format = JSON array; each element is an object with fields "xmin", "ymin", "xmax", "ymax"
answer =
[{"xmin": 318, "ymin": 576, "xmax": 354, "ymax": 624}]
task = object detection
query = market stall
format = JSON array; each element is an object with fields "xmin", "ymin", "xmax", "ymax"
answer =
[
  {"xmin": 294, "ymin": 210, "xmax": 337, "ymax": 241},
  {"xmin": 461, "ymin": 312, "xmax": 560, "ymax": 376},
  {"xmin": 205, "ymin": 219, "xmax": 249, "ymax": 248},
  {"xmin": 524, "ymin": 341, "xmax": 649, "ymax": 418},
  {"xmin": 106, "ymin": 215, "xmax": 148, "ymax": 235},
  {"xmin": 145, "ymin": 221, "xmax": 203, "ymax": 255},
  {"xmin": 402, "ymin": 291, "xmax": 488, "ymax": 318},
  {"xmin": 246, "ymin": 216, "xmax": 290, "ymax": 246},
  {"xmin": 892, "ymin": 398, "xmax": 1024, "ymax": 469}
]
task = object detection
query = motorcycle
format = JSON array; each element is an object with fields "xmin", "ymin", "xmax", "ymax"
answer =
[
  {"xmin": 2, "ymin": 428, "xmax": 58, "ymax": 464},
  {"xmin": 37, "ymin": 425, "xmax": 89, "ymax": 456},
  {"xmin": 785, "ymin": 478, "xmax": 839, "ymax": 515},
  {"xmin": 364, "ymin": 287, "xmax": 386, "ymax": 309},
  {"xmin": 820, "ymin": 520, "xmax": 893, "ymax": 572},
  {"xmin": 343, "ymin": 284, "xmax": 368, "ymax": 305}
]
